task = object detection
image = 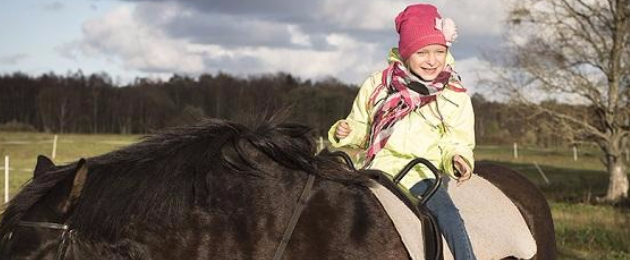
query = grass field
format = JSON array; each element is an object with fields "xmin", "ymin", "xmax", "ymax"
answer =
[
  {"xmin": 0, "ymin": 132, "xmax": 141, "ymax": 195},
  {"xmin": 0, "ymin": 131, "xmax": 629, "ymax": 259}
]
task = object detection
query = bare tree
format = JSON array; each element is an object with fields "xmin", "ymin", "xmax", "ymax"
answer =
[{"xmin": 491, "ymin": 0, "xmax": 629, "ymax": 202}]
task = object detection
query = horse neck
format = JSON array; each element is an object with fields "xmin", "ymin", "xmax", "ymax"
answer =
[{"xmin": 23, "ymin": 177, "xmax": 74, "ymax": 223}]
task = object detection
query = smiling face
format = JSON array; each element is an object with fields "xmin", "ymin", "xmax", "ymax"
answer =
[{"xmin": 405, "ymin": 44, "xmax": 448, "ymax": 81}]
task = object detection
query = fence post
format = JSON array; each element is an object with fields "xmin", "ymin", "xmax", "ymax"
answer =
[
  {"xmin": 513, "ymin": 143, "xmax": 518, "ymax": 159},
  {"xmin": 4, "ymin": 156, "xmax": 9, "ymax": 203},
  {"xmin": 573, "ymin": 145, "xmax": 578, "ymax": 161},
  {"xmin": 533, "ymin": 161, "xmax": 551, "ymax": 185},
  {"xmin": 52, "ymin": 134, "xmax": 58, "ymax": 159}
]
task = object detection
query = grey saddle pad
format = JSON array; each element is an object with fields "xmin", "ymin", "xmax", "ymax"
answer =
[{"xmin": 369, "ymin": 174, "xmax": 537, "ymax": 260}]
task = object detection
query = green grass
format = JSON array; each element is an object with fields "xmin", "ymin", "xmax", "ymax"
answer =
[
  {"xmin": 475, "ymin": 145, "xmax": 605, "ymax": 171},
  {"xmin": 475, "ymin": 144, "xmax": 612, "ymax": 202},
  {"xmin": 552, "ymin": 203, "xmax": 630, "ymax": 260},
  {"xmin": 1, "ymin": 132, "xmax": 629, "ymax": 259},
  {"xmin": 0, "ymin": 131, "xmax": 141, "ymax": 196}
]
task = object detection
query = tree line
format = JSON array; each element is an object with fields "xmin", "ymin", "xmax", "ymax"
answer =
[{"xmin": 0, "ymin": 71, "xmax": 580, "ymax": 147}]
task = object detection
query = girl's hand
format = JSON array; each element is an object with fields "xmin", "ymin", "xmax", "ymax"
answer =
[
  {"xmin": 335, "ymin": 121, "xmax": 352, "ymax": 139},
  {"xmin": 453, "ymin": 154, "xmax": 472, "ymax": 186}
]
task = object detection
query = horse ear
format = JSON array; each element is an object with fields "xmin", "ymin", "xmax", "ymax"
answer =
[
  {"xmin": 69, "ymin": 158, "xmax": 88, "ymax": 202},
  {"xmin": 34, "ymin": 155, "xmax": 55, "ymax": 179},
  {"xmin": 61, "ymin": 158, "xmax": 89, "ymax": 214}
]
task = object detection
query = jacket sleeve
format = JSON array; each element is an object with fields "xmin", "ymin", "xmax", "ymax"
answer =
[
  {"xmin": 439, "ymin": 92, "xmax": 476, "ymax": 178},
  {"xmin": 327, "ymin": 74, "xmax": 378, "ymax": 149}
]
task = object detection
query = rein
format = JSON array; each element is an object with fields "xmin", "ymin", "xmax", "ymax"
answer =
[
  {"xmin": 272, "ymin": 174, "xmax": 316, "ymax": 260},
  {"xmin": 0, "ymin": 220, "xmax": 74, "ymax": 260}
]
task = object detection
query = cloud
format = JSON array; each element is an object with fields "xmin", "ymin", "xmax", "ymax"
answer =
[
  {"xmin": 0, "ymin": 54, "xmax": 29, "ymax": 65},
  {"xmin": 71, "ymin": 2, "xmax": 387, "ymax": 82},
  {"xmin": 77, "ymin": 4, "xmax": 205, "ymax": 74},
  {"xmin": 72, "ymin": 0, "xmax": 509, "ymax": 85},
  {"xmin": 121, "ymin": 0, "xmax": 508, "ymax": 42},
  {"xmin": 43, "ymin": 1, "xmax": 64, "ymax": 11},
  {"xmin": 122, "ymin": 0, "xmax": 320, "ymax": 20},
  {"xmin": 432, "ymin": 0, "xmax": 508, "ymax": 36},
  {"xmin": 56, "ymin": 41, "xmax": 80, "ymax": 61},
  {"xmin": 159, "ymin": 10, "xmax": 308, "ymax": 49},
  {"xmin": 454, "ymin": 56, "xmax": 496, "ymax": 92},
  {"xmin": 120, "ymin": 0, "xmax": 405, "ymax": 50}
]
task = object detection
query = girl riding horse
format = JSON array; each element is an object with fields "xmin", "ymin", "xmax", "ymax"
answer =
[{"xmin": 330, "ymin": 4, "xmax": 476, "ymax": 260}]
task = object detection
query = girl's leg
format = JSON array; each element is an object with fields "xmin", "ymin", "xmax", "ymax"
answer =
[{"xmin": 409, "ymin": 179, "xmax": 477, "ymax": 260}]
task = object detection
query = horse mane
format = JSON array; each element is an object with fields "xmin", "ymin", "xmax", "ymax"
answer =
[{"xmin": 1, "ymin": 116, "xmax": 371, "ymax": 241}]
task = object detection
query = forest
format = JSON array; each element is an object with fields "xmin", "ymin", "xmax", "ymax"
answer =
[{"xmin": 0, "ymin": 71, "xmax": 589, "ymax": 148}]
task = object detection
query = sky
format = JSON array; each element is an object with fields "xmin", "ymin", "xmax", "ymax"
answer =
[{"xmin": 0, "ymin": 0, "xmax": 509, "ymax": 92}]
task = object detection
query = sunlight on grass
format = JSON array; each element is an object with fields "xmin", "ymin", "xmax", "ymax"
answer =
[
  {"xmin": 552, "ymin": 203, "xmax": 630, "ymax": 260},
  {"xmin": 475, "ymin": 145, "xmax": 605, "ymax": 171},
  {"xmin": 0, "ymin": 131, "xmax": 141, "ymax": 197}
]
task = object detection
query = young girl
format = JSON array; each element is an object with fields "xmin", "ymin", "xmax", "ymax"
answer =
[{"xmin": 328, "ymin": 4, "xmax": 476, "ymax": 260}]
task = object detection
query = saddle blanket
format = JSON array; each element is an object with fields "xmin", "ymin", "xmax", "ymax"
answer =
[{"xmin": 369, "ymin": 174, "xmax": 537, "ymax": 260}]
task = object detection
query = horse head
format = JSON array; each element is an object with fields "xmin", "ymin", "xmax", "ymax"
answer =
[{"xmin": 0, "ymin": 155, "xmax": 89, "ymax": 259}]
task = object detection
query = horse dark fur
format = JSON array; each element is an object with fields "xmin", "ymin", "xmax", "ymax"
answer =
[{"xmin": 0, "ymin": 118, "xmax": 409, "ymax": 260}]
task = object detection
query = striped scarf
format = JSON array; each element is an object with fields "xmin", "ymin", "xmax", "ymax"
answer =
[{"xmin": 364, "ymin": 61, "xmax": 460, "ymax": 167}]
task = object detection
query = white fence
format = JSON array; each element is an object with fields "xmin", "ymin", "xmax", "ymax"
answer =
[
  {"xmin": 4, "ymin": 156, "xmax": 8, "ymax": 203},
  {"xmin": 0, "ymin": 134, "xmax": 118, "ymax": 203}
]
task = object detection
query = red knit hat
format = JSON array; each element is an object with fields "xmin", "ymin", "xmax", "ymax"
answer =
[{"xmin": 396, "ymin": 4, "xmax": 453, "ymax": 60}]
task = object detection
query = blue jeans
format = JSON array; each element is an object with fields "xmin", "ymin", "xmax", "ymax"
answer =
[{"xmin": 409, "ymin": 179, "xmax": 477, "ymax": 260}]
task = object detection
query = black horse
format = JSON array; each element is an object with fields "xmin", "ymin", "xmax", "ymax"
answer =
[{"xmin": 0, "ymin": 118, "xmax": 555, "ymax": 259}]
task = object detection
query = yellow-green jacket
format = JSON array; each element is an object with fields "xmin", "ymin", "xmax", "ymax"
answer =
[{"xmin": 328, "ymin": 49, "xmax": 475, "ymax": 189}]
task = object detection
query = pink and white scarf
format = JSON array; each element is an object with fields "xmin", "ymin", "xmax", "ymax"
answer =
[{"xmin": 364, "ymin": 61, "xmax": 462, "ymax": 167}]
